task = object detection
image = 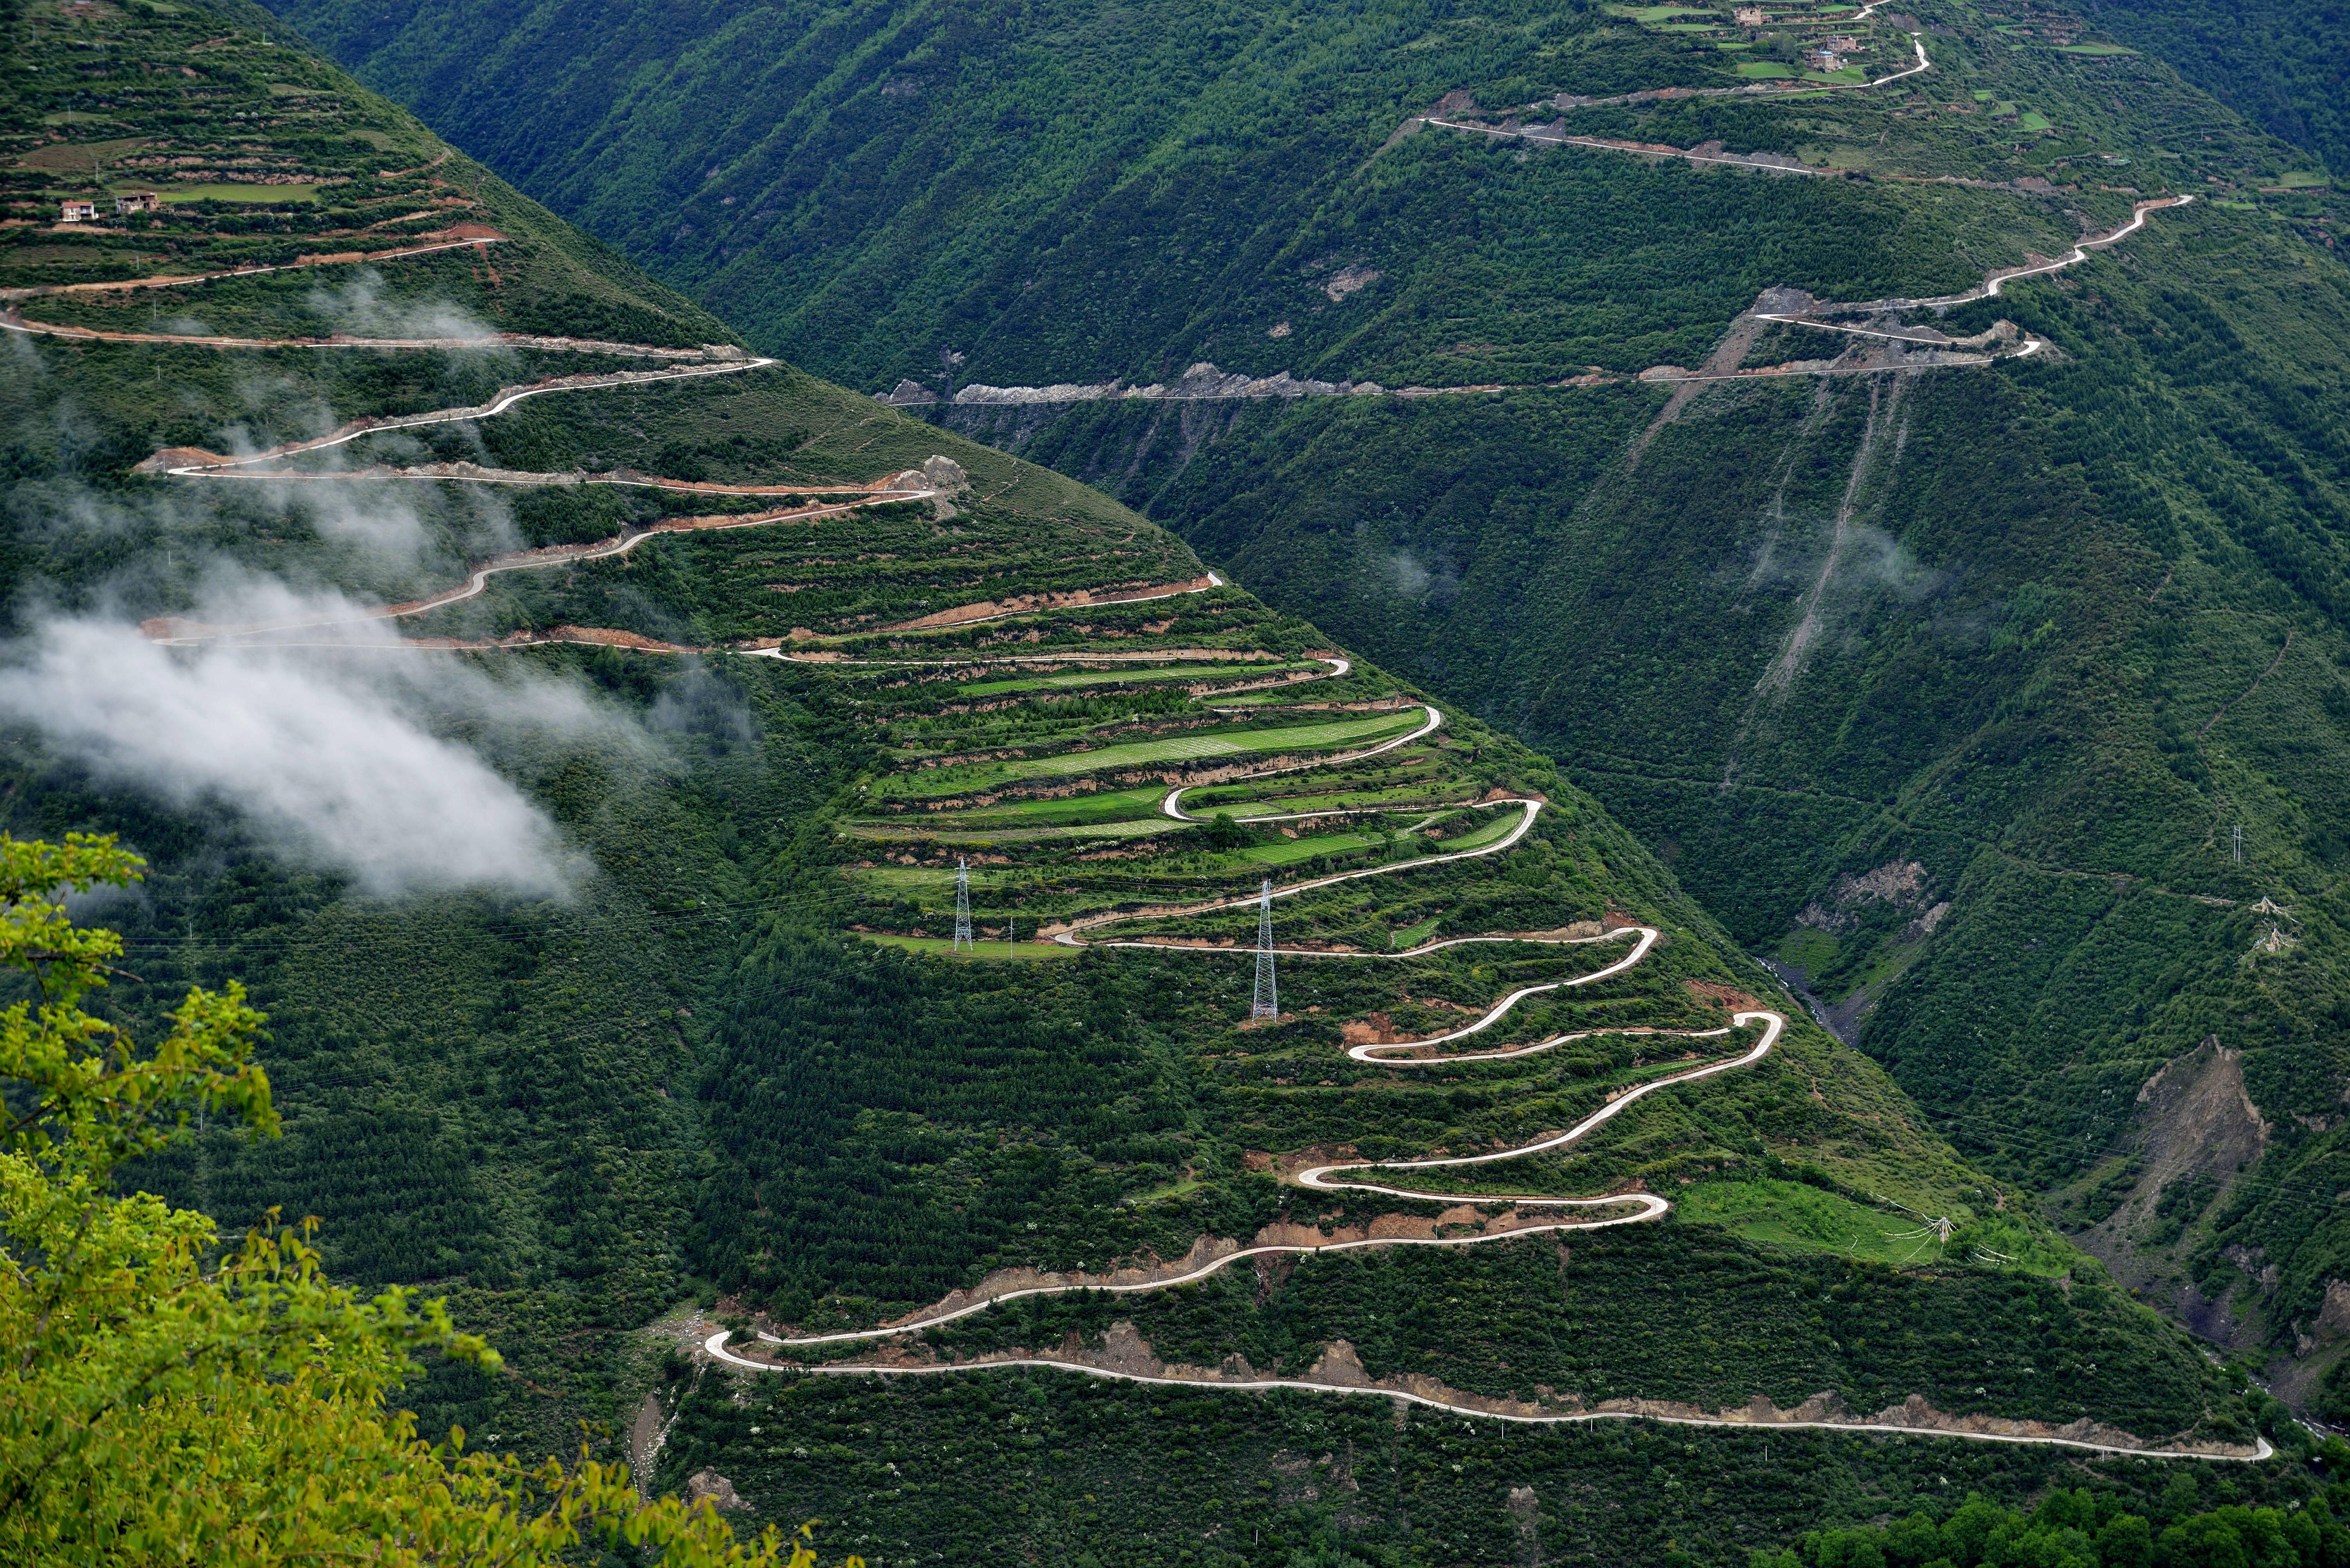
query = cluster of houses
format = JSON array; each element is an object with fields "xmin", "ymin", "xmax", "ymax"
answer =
[
  {"xmin": 1807, "ymin": 34, "xmax": 1864, "ymax": 70},
  {"xmin": 1725, "ymin": 6, "xmax": 1868, "ymax": 71},
  {"xmin": 57, "ymin": 191, "xmax": 162, "ymax": 224}
]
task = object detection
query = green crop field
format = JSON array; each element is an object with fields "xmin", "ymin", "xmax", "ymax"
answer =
[
  {"xmin": 158, "ymin": 182, "xmax": 321, "ymax": 203},
  {"xmin": 955, "ymin": 661, "xmax": 1314, "ymax": 696},
  {"xmin": 860, "ymin": 935, "xmax": 1077, "ymax": 961},
  {"xmin": 868, "ymin": 712, "xmax": 1424, "ymax": 798}
]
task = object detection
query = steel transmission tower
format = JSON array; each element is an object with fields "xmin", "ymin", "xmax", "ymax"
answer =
[
  {"xmin": 953, "ymin": 858, "xmax": 974, "ymax": 952},
  {"xmin": 1251, "ymin": 879, "xmax": 1278, "ymax": 1020}
]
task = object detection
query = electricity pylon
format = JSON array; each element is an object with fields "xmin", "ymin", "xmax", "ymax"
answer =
[
  {"xmin": 1251, "ymin": 879, "xmax": 1278, "ymax": 1020},
  {"xmin": 953, "ymin": 858, "xmax": 974, "ymax": 953}
]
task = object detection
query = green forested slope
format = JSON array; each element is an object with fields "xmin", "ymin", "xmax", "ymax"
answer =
[
  {"xmin": 2073, "ymin": 0, "xmax": 2349, "ymax": 178},
  {"xmin": 249, "ymin": 0, "xmax": 2350, "ymax": 1418},
  {"xmin": 260, "ymin": 0, "xmax": 2310, "ymax": 388},
  {"xmin": 0, "ymin": 0, "xmax": 2322, "ymax": 1558}
]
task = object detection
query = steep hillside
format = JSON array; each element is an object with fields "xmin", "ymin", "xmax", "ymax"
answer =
[
  {"xmin": 244, "ymin": 0, "xmax": 2350, "ymax": 1420},
  {"xmin": 2072, "ymin": 0, "xmax": 2348, "ymax": 179},
  {"xmin": 0, "ymin": 0, "xmax": 2310, "ymax": 1558},
  {"xmin": 261, "ymin": 0, "xmax": 2331, "ymax": 390}
]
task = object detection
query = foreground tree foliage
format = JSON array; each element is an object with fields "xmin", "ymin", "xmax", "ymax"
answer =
[
  {"xmin": 1756, "ymin": 1481, "xmax": 2350, "ymax": 1568},
  {"xmin": 0, "ymin": 833, "xmax": 817, "ymax": 1565}
]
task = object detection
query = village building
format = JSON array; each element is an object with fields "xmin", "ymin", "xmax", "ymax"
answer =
[
  {"xmin": 1824, "ymin": 34, "xmax": 1862, "ymax": 51},
  {"xmin": 1806, "ymin": 47, "xmax": 1843, "ymax": 71},
  {"xmin": 1734, "ymin": 5, "xmax": 1767, "ymax": 24},
  {"xmin": 114, "ymin": 191, "xmax": 161, "ymax": 215},
  {"xmin": 58, "ymin": 199, "xmax": 97, "ymax": 223}
]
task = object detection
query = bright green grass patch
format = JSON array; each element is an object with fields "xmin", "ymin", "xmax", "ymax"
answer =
[
  {"xmin": 1944, "ymin": 1212, "xmax": 2078, "ymax": 1276},
  {"xmin": 1392, "ymin": 915, "xmax": 1443, "ymax": 950},
  {"xmin": 2057, "ymin": 42, "xmax": 2137, "ymax": 55},
  {"xmin": 1716, "ymin": 40, "xmax": 1754, "ymax": 50},
  {"xmin": 2275, "ymin": 171, "xmax": 2328, "ymax": 188},
  {"xmin": 845, "ymin": 816, "xmax": 1174, "ymax": 845},
  {"xmin": 848, "ymin": 784, "xmax": 1170, "ymax": 834},
  {"xmin": 956, "ymin": 661, "xmax": 1312, "ymax": 697},
  {"xmin": 2017, "ymin": 110, "xmax": 2053, "ymax": 132},
  {"xmin": 1434, "ymin": 809, "xmax": 1526, "ymax": 853},
  {"xmin": 1678, "ymin": 1180, "xmax": 1945, "ymax": 1265},
  {"xmin": 1237, "ymin": 829, "xmax": 1386, "ymax": 865},
  {"xmin": 1972, "ymin": 89, "xmax": 1995, "ymax": 101},
  {"xmin": 946, "ymin": 785, "xmax": 1171, "ymax": 823},
  {"xmin": 160, "ymin": 184, "xmax": 322, "ymax": 204},
  {"xmin": 1200, "ymin": 777, "xmax": 1474, "ymax": 817},
  {"xmin": 1680, "ymin": 1182, "xmax": 2076, "ymax": 1276},
  {"xmin": 860, "ymin": 934, "xmax": 1076, "ymax": 961},
  {"xmin": 1737, "ymin": 61, "xmax": 1795, "ymax": 78},
  {"xmin": 875, "ymin": 712, "xmax": 1423, "ymax": 797}
]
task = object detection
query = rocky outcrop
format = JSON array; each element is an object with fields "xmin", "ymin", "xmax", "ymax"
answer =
[
  {"xmin": 2079, "ymin": 1037, "xmax": 2273, "ymax": 1345},
  {"xmin": 686, "ymin": 1469, "xmax": 748, "ymax": 1511},
  {"xmin": 881, "ymin": 454, "xmax": 969, "ymax": 490}
]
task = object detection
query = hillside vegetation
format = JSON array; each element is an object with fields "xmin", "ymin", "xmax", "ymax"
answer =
[
  {"xmin": 0, "ymin": 0, "xmax": 2324, "ymax": 1559},
  {"xmin": 242, "ymin": 0, "xmax": 2350, "ymax": 1426},
  {"xmin": 2073, "ymin": 0, "xmax": 2348, "ymax": 179}
]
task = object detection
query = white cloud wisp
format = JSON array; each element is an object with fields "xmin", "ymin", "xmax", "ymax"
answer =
[{"xmin": 0, "ymin": 607, "xmax": 600, "ymax": 897}]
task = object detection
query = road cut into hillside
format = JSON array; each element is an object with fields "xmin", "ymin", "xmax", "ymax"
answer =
[
  {"xmin": 699, "ymin": 1330, "xmax": 2271, "ymax": 1461},
  {"xmin": 79, "ymin": 225, "xmax": 2274, "ymax": 1463},
  {"xmin": 687, "ymin": 643, "xmax": 2264, "ymax": 1461},
  {"xmin": 913, "ymin": 79, "xmax": 2201, "ymax": 407},
  {"xmin": 137, "ymin": 491, "xmax": 926, "ymax": 645},
  {"xmin": 0, "ymin": 231, "xmax": 506, "ymax": 305}
]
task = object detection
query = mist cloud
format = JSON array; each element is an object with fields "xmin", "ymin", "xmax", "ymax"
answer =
[
  {"xmin": 0, "ymin": 587, "xmax": 624, "ymax": 897},
  {"xmin": 306, "ymin": 269, "xmax": 501, "ymax": 343}
]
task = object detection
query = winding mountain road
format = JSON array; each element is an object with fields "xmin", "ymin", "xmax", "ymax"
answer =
[
  {"xmin": 140, "ymin": 491, "xmax": 927, "ymax": 646},
  {"xmin": 695, "ymin": 1333, "xmax": 2268, "ymax": 1460},
  {"xmin": 697, "ymin": 652, "xmax": 2265, "ymax": 1460},
  {"xmin": 77, "ymin": 171, "xmax": 2269, "ymax": 1464},
  {"xmin": 0, "ymin": 232, "xmax": 503, "ymax": 307}
]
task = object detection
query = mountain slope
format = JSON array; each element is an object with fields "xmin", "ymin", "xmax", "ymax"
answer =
[
  {"xmin": 240, "ymin": 0, "xmax": 2350, "ymax": 1428},
  {"xmin": 0, "ymin": 0, "xmax": 2302, "ymax": 1557},
  {"xmin": 2073, "ymin": 0, "xmax": 2348, "ymax": 178}
]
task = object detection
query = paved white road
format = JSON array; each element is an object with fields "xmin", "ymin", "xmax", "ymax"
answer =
[
  {"xmin": 699, "ymin": 1333, "xmax": 2269, "ymax": 1460},
  {"xmin": 102, "ymin": 209, "xmax": 2269, "ymax": 1462}
]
